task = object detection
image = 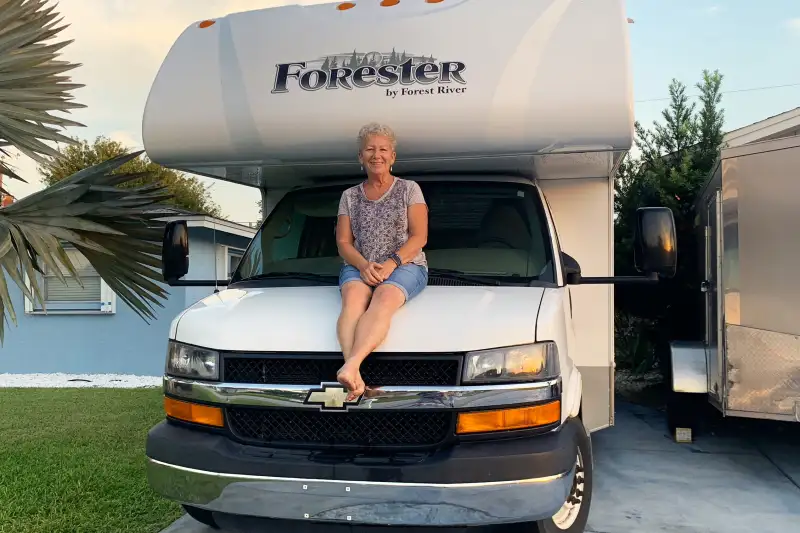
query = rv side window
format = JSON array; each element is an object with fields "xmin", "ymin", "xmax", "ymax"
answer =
[{"xmin": 232, "ymin": 180, "xmax": 556, "ymax": 286}]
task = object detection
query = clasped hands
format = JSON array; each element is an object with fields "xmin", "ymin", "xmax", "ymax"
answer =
[{"xmin": 359, "ymin": 259, "xmax": 397, "ymax": 287}]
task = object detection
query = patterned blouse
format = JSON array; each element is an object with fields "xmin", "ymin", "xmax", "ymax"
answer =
[{"xmin": 337, "ymin": 177, "xmax": 428, "ymax": 268}]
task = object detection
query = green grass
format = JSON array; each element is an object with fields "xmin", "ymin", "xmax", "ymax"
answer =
[{"xmin": 0, "ymin": 387, "xmax": 182, "ymax": 533}]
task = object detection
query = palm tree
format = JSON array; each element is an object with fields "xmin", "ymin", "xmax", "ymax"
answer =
[{"xmin": 0, "ymin": 0, "xmax": 173, "ymax": 341}]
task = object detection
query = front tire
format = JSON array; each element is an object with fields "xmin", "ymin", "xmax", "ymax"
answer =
[{"xmin": 536, "ymin": 419, "xmax": 593, "ymax": 533}]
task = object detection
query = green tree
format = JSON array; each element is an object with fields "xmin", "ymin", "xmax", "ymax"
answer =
[
  {"xmin": 614, "ymin": 69, "xmax": 725, "ymax": 372},
  {"xmin": 0, "ymin": 0, "xmax": 176, "ymax": 340},
  {"xmin": 38, "ymin": 136, "xmax": 222, "ymax": 217}
]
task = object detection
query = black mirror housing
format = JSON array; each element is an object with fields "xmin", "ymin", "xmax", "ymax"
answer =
[
  {"xmin": 634, "ymin": 207, "xmax": 677, "ymax": 278},
  {"xmin": 561, "ymin": 252, "xmax": 582, "ymax": 285},
  {"xmin": 162, "ymin": 220, "xmax": 190, "ymax": 282}
]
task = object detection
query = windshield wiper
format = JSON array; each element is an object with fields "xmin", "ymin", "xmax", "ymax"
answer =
[
  {"xmin": 427, "ymin": 268, "xmax": 502, "ymax": 286},
  {"xmin": 235, "ymin": 272, "xmax": 337, "ymax": 283}
]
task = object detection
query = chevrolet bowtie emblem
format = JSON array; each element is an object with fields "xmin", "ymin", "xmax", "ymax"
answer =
[{"xmin": 304, "ymin": 383, "xmax": 361, "ymax": 411}]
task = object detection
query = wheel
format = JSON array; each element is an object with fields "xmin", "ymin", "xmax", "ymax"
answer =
[
  {"xmin": 535, "ymin": 420, "xmax": 593, "ymax": 533},
  {"xmin": 182, "ymin": 505, "xmax": 220, "ymax": 529}
]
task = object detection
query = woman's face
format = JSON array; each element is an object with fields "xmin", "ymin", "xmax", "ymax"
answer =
[{"xmin": 359, "ymin": 134, "xmax": 396, "ymax": 175}]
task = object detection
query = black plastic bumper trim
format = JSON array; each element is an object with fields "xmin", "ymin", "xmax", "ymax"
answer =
[{"xmin": 145, "ymin": 416, "xmax": 580, "ymax": 484}]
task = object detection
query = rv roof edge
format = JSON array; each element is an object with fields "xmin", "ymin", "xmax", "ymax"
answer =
[{"xmin": 142, "ymin": 0, "xmax": 633, "ymax": 188}]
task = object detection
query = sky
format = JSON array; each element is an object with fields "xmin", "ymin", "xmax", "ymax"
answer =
[{"xmin": 4, "ymin": 0, "xmax": 800, "ymax": 224}]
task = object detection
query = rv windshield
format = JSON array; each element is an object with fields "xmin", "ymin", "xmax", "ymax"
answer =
[{"xmin": 230, "ymin": 180, "xmax": 557, "ymax": 287}]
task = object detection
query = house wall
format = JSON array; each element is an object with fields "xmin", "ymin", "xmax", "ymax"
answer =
[
  {"xmin": 0, "ymin": 280, "xmax": 188, "ymax": 376},
  {"xmin": 183, "ymin": 227, "xmax": 252, "ymax": 307},
  {"xmin": 0, "ymin": 226, "xmax": 253, "ymax": 376}
]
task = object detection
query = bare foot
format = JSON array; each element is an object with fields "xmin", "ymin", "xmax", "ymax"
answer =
[
  {"xmin": 352, "ymin": 373, "xmax": 366, "ymax": 401},
  {"xmin": 337, "ymin": 362, "xmax": 365, "ymax": 401}
]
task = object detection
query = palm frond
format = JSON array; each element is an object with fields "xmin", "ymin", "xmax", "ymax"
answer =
[
  {"xmin": 0, "ymin": 151, "xmax": 175, "ymax": 343},
  {"xmin": 0, "ymin": 0, "xmax": 85, "ymax": 189}
]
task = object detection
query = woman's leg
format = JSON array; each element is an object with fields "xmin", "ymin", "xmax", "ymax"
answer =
[
  {"xmin": 338, "ymin": 283, "xmax": 406, "ymax": 400},
  {"xmin": 336, "ymin": 266, "xmax": 373, "ymax": 395},
  {"xmin": 337, "ymin": 280, "xmax": 373, "ymax": 361},
  {"xmin": 337, "ymin": 264, "xmax": 428, "ymax": 401}
]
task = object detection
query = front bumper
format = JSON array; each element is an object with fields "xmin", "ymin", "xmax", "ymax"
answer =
[{"xmin": 146, "ymin": 418, "xmax": 581, "ymax": 526}]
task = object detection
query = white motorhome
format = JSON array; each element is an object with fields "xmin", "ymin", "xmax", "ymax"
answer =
[{"xmin": 143, "ymin": 1, "xmax": 676, "ymax": 531}]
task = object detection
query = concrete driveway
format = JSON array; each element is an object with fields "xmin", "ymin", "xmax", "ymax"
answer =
[
  {"xmin": 160, "ymin": 400, "xmax": 800, "ymax": 533},
  {"xmin": 587, "ymin": 401, "xmax": 799, "ymax": 533}
]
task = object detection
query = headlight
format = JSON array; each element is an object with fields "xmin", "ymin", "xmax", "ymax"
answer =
[
  {"xmin": 463, "ymin": 342, "xmax": 559, "ymax": 384},
  {"xmin": 166, "ymin": 341, "xmax": 219, "ymax": 380}
]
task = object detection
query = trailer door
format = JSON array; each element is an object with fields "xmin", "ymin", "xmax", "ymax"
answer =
[{"xmin": 703, "ymin": 189, "xmax": 724, "ymax": 403}]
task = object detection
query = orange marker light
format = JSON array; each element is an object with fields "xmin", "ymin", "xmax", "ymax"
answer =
[
  {"xmin": 381, "ymin": 0, "xmax": 400, "ymax": 6},
  {"xmin": 426, "ymin": 0, "xmax": 445, "ymax": 3},
  {"xmin": 456, "ymin": 401, "xmax": 561, "ymax": 434},
  {"xmin": 337, "ymin": 2, "xmax": 356, "ymax": 10},
  {"xmin": 164, "ymin": 396, "xmax": 224, "ymax": 427},
  {"xmin": 198, "ymin": 20, "xmax": 216, "ymax": 28}
]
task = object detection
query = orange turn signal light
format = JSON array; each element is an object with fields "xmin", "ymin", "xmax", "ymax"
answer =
[
  {"xmin": 337, "ymin": 2, "xmax": 356, "ymax": 10},
  {"xmin": 164, "ymin": 396, "xmax": 224, "ymax": 427},
  {"xmin": 456, "ymin": 401, "xmax": 561, "ymax": 434},
  {"xmin": 198, "ymin": 20, "xmax": 216, "ymax": 28}
]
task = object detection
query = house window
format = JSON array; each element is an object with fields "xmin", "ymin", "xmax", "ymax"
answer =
[
  {"xmin": 26, "ymin": 246, "xmax": 116, "ymax": 314},
  {"xmin": 227, "ymin": 247, "xmax": 245, "ymax": 278}
]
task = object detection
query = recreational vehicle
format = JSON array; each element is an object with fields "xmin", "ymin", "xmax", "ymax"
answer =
[
  {"xmin": 668, "ymin": 135, "xmax": 800, "ymax": 434},
  {"xmin": 142, "ymin": 1, "xmax": 675, "ymax": 531}
]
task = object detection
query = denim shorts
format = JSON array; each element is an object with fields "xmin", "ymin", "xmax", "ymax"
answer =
[{"xmin": 339, "ymin": 263, "xmax": 428, "ymax": 302}]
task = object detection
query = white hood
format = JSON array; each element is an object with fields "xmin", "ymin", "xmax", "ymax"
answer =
[{"xmin": 172, "ymin": 286, "xmax": 546, "ymax": 353}]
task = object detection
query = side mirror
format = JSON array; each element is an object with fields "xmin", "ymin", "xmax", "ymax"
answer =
[
  {"xmin": 162, "ymin": 220, "xmax": 189, "ymax": 282},
  {"xmin": 634, "ymin": 207, "xmax": 677, "ymax": 278},
  {"xmin": 561, "ymin": 252, "xmax": 582, "ymax": 285}
]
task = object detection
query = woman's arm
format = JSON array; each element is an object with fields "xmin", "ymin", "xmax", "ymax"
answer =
[
  {"xmin": 382, "ymin": 182, "xmax": 429, "ymax": 272},
  {"xmin": 336, "ymin": 214, "xmax": 383, "ymax": 285},
  {"xmin": 394, "ymin": 203, "xmax": 428, "ymax": 264},
  {"xmin": 380, "ymin": 203, "xmax": 428, "ymax": 276},
  {"xmin": 336, "ymin": 215, "xmax": 368, "ymax": 269}
]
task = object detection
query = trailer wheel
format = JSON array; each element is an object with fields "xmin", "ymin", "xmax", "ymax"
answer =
[
  {"xmin": 182, "ymin": 505, "xmax": 220, "ymax": 529},
  {"xmin": 536, "ymin": 420, "xmax": 593, "ymax": 533}
]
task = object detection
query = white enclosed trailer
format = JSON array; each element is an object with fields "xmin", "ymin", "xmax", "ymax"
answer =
[
  {"xmin": 668, "ymin": 135, "xmax": 800, "ymax": 429},
  {"xmin": 142, "ymin": 1, "xmax": 676, "ymax": 531}
]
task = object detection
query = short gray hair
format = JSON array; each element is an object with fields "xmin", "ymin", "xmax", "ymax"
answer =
[{"xmin": 357, "ymin": 122, "xmax": 397, "ymax": 151}]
